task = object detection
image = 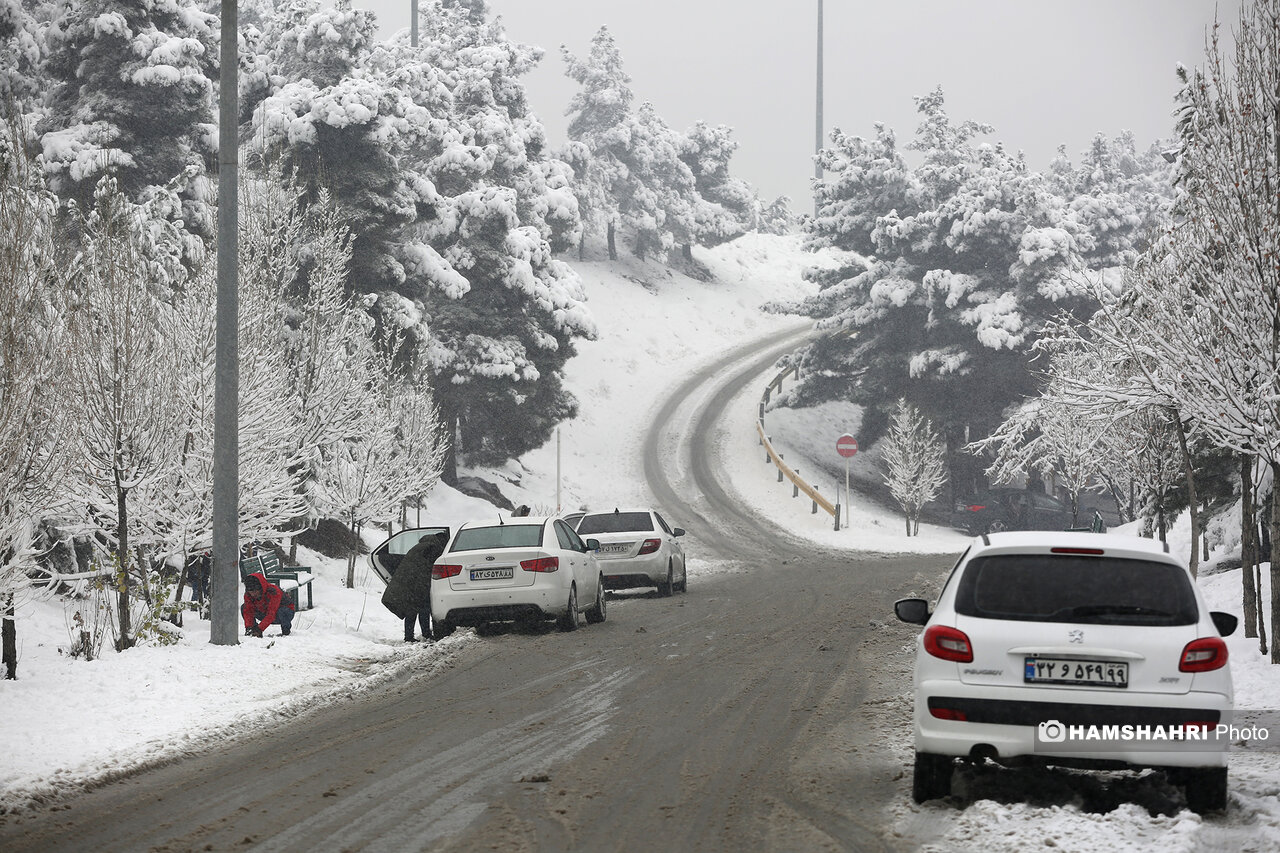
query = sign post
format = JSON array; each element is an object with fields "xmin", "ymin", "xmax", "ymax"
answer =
[{"xmin": 836, "ymin": 434, "xmax": 858, "ymax": 530}]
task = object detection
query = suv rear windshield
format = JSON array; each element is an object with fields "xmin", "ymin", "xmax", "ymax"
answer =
[
  {"xmin": 577, "ymin": 512, "xmax": 654, "ymax": 534},
  {"xmin": 955, "ymin": 554, "xmax": 1198, "ymax": 625},
  {"xmin": 452, "ymin": 524, "xmax": 543, "ymax": 552}
]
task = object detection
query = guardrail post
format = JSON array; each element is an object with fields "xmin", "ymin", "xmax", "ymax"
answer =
[
  {"xmin": 758, "ymin": 401, "xmax": 765, "ymax": 425},
  {"xmin": 834, "ymin": 502, "xmax": 841, "ymax": 530},
  {"xmin": 793, "ymin": 471, "xmax": 800, "ymax": 497},
  {"xmin": 764, "ymin": 388, "xmax": 771, "ymax": 404},
  {"xmin": 765, "ymin": 436, "xmax": 772, "ymax": 463}
]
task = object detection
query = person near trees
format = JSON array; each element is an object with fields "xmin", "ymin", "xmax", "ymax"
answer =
[
  {"xmin": 381, "ymin": 531, "xmax": 448, "ymax": 642},
  {"xmin": 242, "ymin": 572, "xmax": 294, "ymax": 637}
]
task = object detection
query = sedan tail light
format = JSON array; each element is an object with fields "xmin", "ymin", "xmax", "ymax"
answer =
[
  {"xmin": 520, "ymin": 556, "xmax": 559, "ymax": 573},
  {"xmin": 638, "ymin": 539, "xmax": 661, "ymax": 555},
  {"xmin": 923, "ymin": 625, "xmax": 974, "ymax": 663},
  {"xmin": 1179, "ymin": 637, "xmax": 1228, "ymax": 672},
  {"xmin": 432, "ymin": 564, "xmax": 462, "ymax": 580}
]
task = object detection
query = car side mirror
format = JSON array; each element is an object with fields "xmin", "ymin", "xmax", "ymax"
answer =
[
  {"xmin": 1211, "ymin": 611, "xmax": 1238, "ymax": 637},
  {"xmin": 673, "ymin": 528, "xmax": 685, "ymax": 537},
  {"xmin": 585, "ymin": 538, "xmax": 600, "ymax": 552},
  {"xmin": 895, "ymin": 598, "xmax": 930, "ymax": 626}
]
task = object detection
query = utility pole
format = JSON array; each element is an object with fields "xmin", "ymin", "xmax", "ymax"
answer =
[
  {"xmin": 212, "ymin": 0, "xmax": 240, "ymax": 646},
  {"xmin": 411, "ymin": 0, "xmax": 418, "ymax": 46},
  {"xmin": 815, "ymin": 0, "xmax": 824, "ymax": 217}
]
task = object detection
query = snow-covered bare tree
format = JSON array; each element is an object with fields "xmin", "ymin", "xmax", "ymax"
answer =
[
  {"xmin": 314, "ymin": 339, "xmax": 444, "ymax": 586},
  {"xmin": 881, "ymin": 399, "xmax": 948, "ymax": 536},
  {"xmin": 0, "ymin": 115, "xmax": 72, "ymax": 678},
  {"xmin": 1089, "ymin": 0, "xmax": 1280, "ymax": 659},
  {"xmin": 65, "ymin": 180, "xmax": 188, "ymax": 651}
]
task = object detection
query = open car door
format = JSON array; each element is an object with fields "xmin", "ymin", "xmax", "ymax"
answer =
[{"xmin": 368, "ymin": 527, "xmax": 450, "ymax": 585}]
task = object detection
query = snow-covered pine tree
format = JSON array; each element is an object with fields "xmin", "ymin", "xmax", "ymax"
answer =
[
  {"xmin": 39, "ymin": 0, "xmax": 218, "ymax": 237},
  {"xmin": 409, "ymin": 0, "xmax": 594, "ymax": 477},
  {"xmin": 679, "ymin": 120, "xmax": 755, "ymax": 250},
  {"xmin": 561, "ymin": 25, "xmax": 633, "ymax": 261},
  {"xmin": 881, "ymin": 399, "xmax": 947, "ymax": 536},
  {"xmin": 0, "ymin": 0, "xmax": 45, "ymax": 110},
  {"xmin": 791, "ymin": 88, "xmax": 1171, "ymax": 482}
]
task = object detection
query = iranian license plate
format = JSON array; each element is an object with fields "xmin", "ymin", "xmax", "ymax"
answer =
[
  {"xmin": 469, "ymin": 567, "xmax": 513, "ymax": 581},
  {"xmin": 1024, "ymin": 657, "xmax": 1128, "ymax": 688},
  {"xmin": 599, "ymin": 544, "xmax": 629, "ymax": 555}
]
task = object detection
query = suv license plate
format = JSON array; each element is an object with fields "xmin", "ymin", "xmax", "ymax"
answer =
[
  {"xmin": 1024, "ymin": 657, "xmax": 1128, "ymax": 688},
  {"xmin": 470, "ymin": 568, "xmax": 514, "ymax": 581},
  {"xmin": 599, "ymin": 544, "xmax": 629, "ymax": 555}
]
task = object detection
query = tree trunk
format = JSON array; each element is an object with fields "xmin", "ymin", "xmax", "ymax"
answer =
[
  {"xmin": 606, "ymin": 223, "xmax": 617, "ymax": 261},
  {"xmin": 440, "ymin": 400, "xmax": 459, "ymax": 487},
  {"xmin": 682, "ymin": 243, "xmax": 693, "ymax": 261},
  {"xmin": 578, "ymin": 230, "xmax": 586, "ymax": 262},
  {"xmin": 1173, "ymin": 414, "xmax": 1199, "ymax": 579},
  {"xmin": 1068, "ymin": 489, "xmax": 1080, "ymax": 528},
  {"xmin": 1271, "ymin": 459, "xmax": 1280, "ymax": 662},
  {"xmin": 1202, "ymin": 500, "xmax": 1210, "ymax": 562},
  {"xmin": 904, "ymin": 516, "xmax": 910, "ymax": 537},
  {"xmin": 115, "ymin": 485, "xmax": 135, "ymax": 651},
  {"xmin": 3, "ymin": 592, "xmax": 15, "ymax": 680},
  {"xmin": 1243, "ymin": 455, "xmax": 1259, "ymax": 638},
  {"xmin": 346, "ymin": 517, "xmax": 360, "ymax": 589}
]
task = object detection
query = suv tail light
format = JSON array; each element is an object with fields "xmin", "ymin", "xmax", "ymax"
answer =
[
  {"xmin": 432, "ymin": 564, "xmax": 462, "ymax": 580},
  {"xmin": 923, "ymin": 625, "xmax": 973, "ymax": 663},
  {"xmin": 520, "ymin": 556, "xmax": 559, "ymax": 573},
  {"xmin": 1179, "ymin": 637, "xmax": 1228, "ymax": 672},
  {"xmin": 638, "ymin": 539, "xmax": 661, "ymax": 555}
]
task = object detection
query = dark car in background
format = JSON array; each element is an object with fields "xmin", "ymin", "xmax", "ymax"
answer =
[{"xmin": 951, "ymin": 488, "xmax": 1084, "ymax": 536}]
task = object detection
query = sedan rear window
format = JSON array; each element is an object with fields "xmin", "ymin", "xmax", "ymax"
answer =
[
  {"xmin": 577, "ymin": 512, "xmax": 654, "ymax": 534},
  {"xmin": 955, "ymin": 554, "xmax": 1198, "ymax": 625},
  {"xmin": 452, "ymin": 524, "xmax": 543, "ymax": 552}
]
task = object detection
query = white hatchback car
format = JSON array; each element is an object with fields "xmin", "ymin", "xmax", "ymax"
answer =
[
  {"xmin": 896, "ymin": 531, "xmax": 1236, "ymax": 813},
  {"xmin": 371, "ymin": 517, "xmax": 605, "ymax": 638},
  {"xmin": 574, "ymin": 509, "xmax": 687, "ymax": 596}
]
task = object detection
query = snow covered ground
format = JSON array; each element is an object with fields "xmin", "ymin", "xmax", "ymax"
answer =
[{"xmin": 3, "ymin": 233, "xmax": 1280, "ymax": 851}]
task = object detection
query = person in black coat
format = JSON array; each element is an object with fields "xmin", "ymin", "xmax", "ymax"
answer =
[{"xmin": 382, "ymin": 531, "xmax": 448, "ymax": 642}]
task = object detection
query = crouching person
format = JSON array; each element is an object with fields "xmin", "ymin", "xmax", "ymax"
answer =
[{"xmin": 243, "ymin": 572, "xmax": 294, "ymax": 637}]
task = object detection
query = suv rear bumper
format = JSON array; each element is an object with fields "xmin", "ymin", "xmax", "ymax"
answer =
[{"xmin": 916, "ymin": 680, "xmax": 1231, "ymax": 768}]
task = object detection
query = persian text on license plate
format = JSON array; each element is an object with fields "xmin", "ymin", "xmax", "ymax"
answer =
[
  {"xmin": 600, "ymin": 544, "xmax": 630, "ymax": 555},
  {"xmin": 1024, "ymin": 657, "xmax": 1128, "ymax": 688},
  {"xmin": 470, "ymin": 567, "xmax": 514, "ymax": 581}
]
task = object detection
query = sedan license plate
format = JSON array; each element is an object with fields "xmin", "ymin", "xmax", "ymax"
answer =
[
  {"xmin": 469, "ymin": 567, "xmax": 513, "ymax": 581},
  {"xmin": 1024, "ymin": 657, "xmax": 1128, "ymax": 688},
  {"xmin": 599, "ymin": 544, "xmax": 630, "ymax": 555}
]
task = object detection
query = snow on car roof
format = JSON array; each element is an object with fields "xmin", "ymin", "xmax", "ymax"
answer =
[{"xmin": 969, "ymin": 531, "xmax": 1181, "ymax": 565}]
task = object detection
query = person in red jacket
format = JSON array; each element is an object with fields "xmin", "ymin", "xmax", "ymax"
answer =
[{"xmin": 242, "ymin": 572, "xmax": 294, "ymax": 637}]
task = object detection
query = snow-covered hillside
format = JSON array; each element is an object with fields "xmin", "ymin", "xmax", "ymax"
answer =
[{"xmin": 3, "ymin": 234, "xmax": 1280, "ymax": 853}]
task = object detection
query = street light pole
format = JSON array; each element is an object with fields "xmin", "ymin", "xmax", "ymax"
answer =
[
  {"xmin": 815, "ymin": 0, "xmax": 824, "ymax": 216},
  {"xmin": 411, "ymin": 0, "xmax": 418, "ymax": 46},
  {"xmin": 211, "ymin": 0, "xmax": 240, "ymax": 646}
]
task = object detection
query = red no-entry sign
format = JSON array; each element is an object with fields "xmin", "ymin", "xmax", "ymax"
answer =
[{"xmin": 836, "ymin": 434, "xmax": 859, "ymax": 458}]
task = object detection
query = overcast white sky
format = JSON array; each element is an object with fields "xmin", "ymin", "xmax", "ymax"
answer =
[{"xmin": 360, "ymin": 0, "xmax": 1240, "ymax": 210}]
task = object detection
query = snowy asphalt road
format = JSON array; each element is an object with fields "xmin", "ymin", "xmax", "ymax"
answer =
[{"xmin": 0, "ymin": 328, "xmax": 956, "ymax": 852}]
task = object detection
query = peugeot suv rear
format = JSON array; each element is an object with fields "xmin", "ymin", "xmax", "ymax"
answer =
[{"xmin": 895, "ymin": 531, "xmax": 1236, "ymax": 813}]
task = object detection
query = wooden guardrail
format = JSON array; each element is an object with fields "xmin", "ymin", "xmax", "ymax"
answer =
[{"xmin": 757, "ymin": 362, "xmax": 840, "ymax": 530}]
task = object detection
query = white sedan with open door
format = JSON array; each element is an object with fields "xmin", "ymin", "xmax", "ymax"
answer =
[{"xmin": 408, "ymin": 516, "xmax": 606, "ymax": 639}]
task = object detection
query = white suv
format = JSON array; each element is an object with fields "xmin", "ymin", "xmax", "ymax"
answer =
[{"xmin": 895, "ymin": 531, "xmax": 1236, "ymax": 813}]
